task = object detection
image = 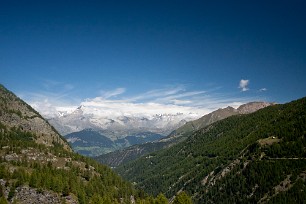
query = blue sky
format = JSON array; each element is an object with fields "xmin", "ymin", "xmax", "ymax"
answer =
[{"xmin": 1, "ymin": 0, "xmax": 306, "ymax": 116}]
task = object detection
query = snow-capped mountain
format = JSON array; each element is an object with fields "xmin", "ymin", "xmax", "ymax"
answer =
[{"xmin": 48, "ymin": 105, "xmax": 200, "ymax": 140}]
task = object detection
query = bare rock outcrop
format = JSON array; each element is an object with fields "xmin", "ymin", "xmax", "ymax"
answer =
[{"xmin": 0, "ymin": 85, "xmax": 71, "ymax": 151}]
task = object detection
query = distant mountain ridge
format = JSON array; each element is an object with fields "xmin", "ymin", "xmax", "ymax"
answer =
[
  {"xmin": 65, "ymin": 129, "xmax": 164, "ymax": 157},
  {"xmin": 96, "ymin": 101, "xmax": 273, "ymax": 166},
  {"xmin": 48, "ymin": 105, "xmax": 199, "ymax": 140},
  {"xmin": 166, "ymin": 101, "xmax": 274, "ymax": 141},
  {"xmin": 48, "ymin": 103, "xmax": 202, "ymax": 157}
]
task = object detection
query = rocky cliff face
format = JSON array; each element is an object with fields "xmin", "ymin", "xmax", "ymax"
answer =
[
  {"xmin": 0, "ymin": 180, "xmax": 78, "ymax": 204},
  {"xmin": 0, "ymin": 85, "xmax": 71, "ymax": 151}
]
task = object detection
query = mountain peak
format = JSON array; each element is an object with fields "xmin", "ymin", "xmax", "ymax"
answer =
[
  {"xmin": 237, "ymin": 101, "xmax": 274, "ymax": 114},
  {"xmin": 77, "ymin": 105, "xmax": 85, "ymax": 110}
]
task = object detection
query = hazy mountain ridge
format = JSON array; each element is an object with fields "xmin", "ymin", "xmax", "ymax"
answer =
[
  {"xmin": 48, "ymin": 105, "xmax": 198, "ymax": 140},
  {"xmin": 64, "ymin": 129, "xmax": 164, "ymax": 157},
  {"xmin": 116, "ymin": 97, "xmax": 306, "ymax": 203},
  {"xmin": 96, "ymin": 102, "xmax": 273, "ymax": 167},
  {"xmin": 65, "ymin": 129, "xmax": 115, "ymax": 157}
]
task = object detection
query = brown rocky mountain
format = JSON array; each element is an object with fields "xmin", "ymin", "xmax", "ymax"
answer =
[
  {"xmin": 0, "ymin": 85, "xmax": 71, "ymax": 151},
  {"xmin": 96, "ymin": 102, "xmax": 274, "ymax": 167}
]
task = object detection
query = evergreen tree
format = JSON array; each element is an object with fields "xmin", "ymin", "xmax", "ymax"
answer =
[
  {"xmin": 155, "ymin": 193, "xmax": 168, "ymax": 204},
  {"xmin": 173, "ymin": 192, "xmax": 192, "ymax": 204}
]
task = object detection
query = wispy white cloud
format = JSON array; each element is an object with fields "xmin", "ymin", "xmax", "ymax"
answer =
[
  {"xmin": 41, "ymin": 79, "xmax": 74, "ymax": 92},
  {"xmin": 127, "ymin": 86, "xmax": 185, "ymax": 102},
  {"xmin": 64, "ymin": 84, "xmax": 74, "ymax": 91},
  {"xmin": 156, "ymin": 90, "xmax": 206, "ymax": 103},
  {"xmin": 259, "ymin": 88, "xmax": 267, "ymax": 92},
  {"xmin": 20, "ymin": 92, "xmax": 78, "ymax": 118},
  {"xmin": 100, "ymin": 88, "xmax": 126, "ymax": 99},
  {"xmin": 18, "ymin": 80, "xmax": 78, "ymax": 118},
  {"xmin": 171, "ymin": 99, "xmax": 192, "ymax": 105},
  {"xmin": 239, "ymin": 79, "xmax": 250, "ymax": 92},
  {"xmin": 42, "ymin": 79, "xmax": 61, "ymax": 89},
  {"xmin": 20, "ymin": 83, "xmax": 261, "ymax": 119},
  {"xmin": 77, "ymin": 86, "xmax": 255, "ymax": 118},
  {"xmin": 80, "ymin": 98, "xmax": 204, "ymax": 118},
  {"xmin": 29, "ymin": 98, "xmax": 77, "ymax": 118}
]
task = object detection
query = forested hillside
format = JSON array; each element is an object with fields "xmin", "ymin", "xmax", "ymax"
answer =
[
  {"xmin": 117, "ymin": 97, "xmax": 306, "ymax": 203},
  {"xmin": 0, "ymin": 85, "xmax": 175, "ymax": 204}
]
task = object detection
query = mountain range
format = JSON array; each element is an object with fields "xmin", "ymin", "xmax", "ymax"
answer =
[
  {"xmin": 48, "ymin": 105, "xmax": 198, "ymax": 139},
  {"xmin": 49, "ymin": 100, "xmax": 273, "ymax": 158},
  {"xmin": 47, "ymin": 101, "xmax": 202, "ymax": 157},
  {"xmin": 95, "ymin": 102, "xmax": 273, "ymax": 166}
]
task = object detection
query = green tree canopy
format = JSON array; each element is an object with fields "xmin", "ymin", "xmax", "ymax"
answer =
[
  {"xmin": 173, "ymin": 192, "xmax": 192, "ymax": 204},
  {"xmin": 155, "ymin": 193, "xmax": 168, "ymax": 204}
]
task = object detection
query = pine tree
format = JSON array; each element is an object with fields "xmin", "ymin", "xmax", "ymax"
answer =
[
  {"xmin": 155, "ymin": 193, "xmax": 168, "ymax": 204},
  {"xmin": 173, "ymin": 192, "xmax": 192, "ymax": 204}
]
